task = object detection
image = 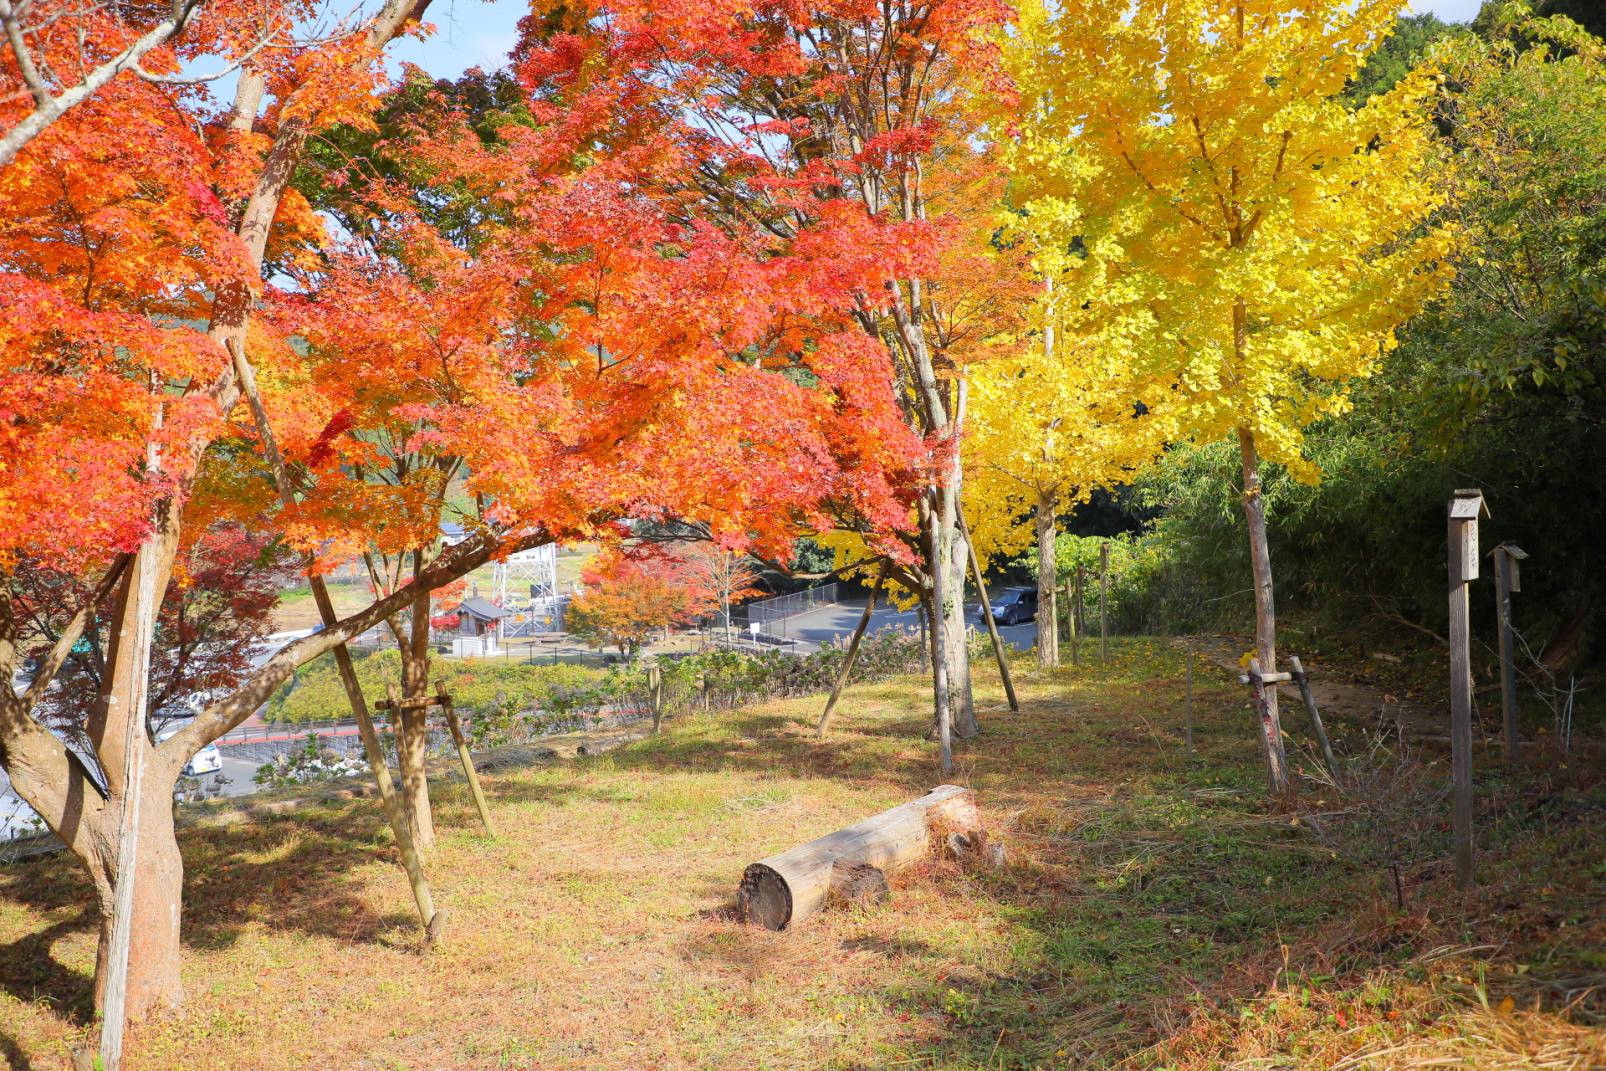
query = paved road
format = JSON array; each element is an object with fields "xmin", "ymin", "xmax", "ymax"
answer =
[
  {"xmin": 214, "ymin": 755, "xmax": 265, "ymax": 798},
  {"xmin": 778, "ymin": 595, "xmax": 1039, "ymax": 654}
]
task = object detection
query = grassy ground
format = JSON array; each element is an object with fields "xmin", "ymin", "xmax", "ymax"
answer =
[
  {"xmin": 0, "ymin": 640, "xmax": 1600, "ymax": 1070},
  {"xmin": 270, "ymin": 579, "xmax": 377, "ymax": 632}
]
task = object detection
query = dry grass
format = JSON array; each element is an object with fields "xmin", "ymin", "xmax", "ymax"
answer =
[{"xmin": 0, "ymin": 640, "xmax": 1600, "ymax": 1070}]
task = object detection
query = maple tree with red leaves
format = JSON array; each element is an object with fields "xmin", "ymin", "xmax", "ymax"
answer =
[
  {"xmin": 509, "ymin": 0, "xmax": 1030, "ymax": 764},
  {"xmin": 0, "ymin": 0, "xmax": 938, "ymax": 1033},
  {"xmin": 1, "ymin": 0, "xmax": 542, "ymax": 1025},
  {"xmin": 11, "ymin": 524, "xmax": 295, "ymax": 737},
  {"xmin": 566, "ymin": 549, "xmax": 703, "ymax": 660}
]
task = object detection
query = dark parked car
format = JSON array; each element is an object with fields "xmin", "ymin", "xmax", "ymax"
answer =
[{"xmin": 989, "ymin": 589, "xmax": 1037, "ymax": 625}]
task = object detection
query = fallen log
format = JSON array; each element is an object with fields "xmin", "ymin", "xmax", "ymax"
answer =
[{"xmin": 738, "ymin": 784, "xmax": 980, "ymax": 930}]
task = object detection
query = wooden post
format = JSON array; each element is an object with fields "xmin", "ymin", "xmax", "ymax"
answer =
[
  {"xmin": 927, "ymin": 499, "xmax": 954, "ymax": 776},
  {"xmin": 438, "ymin": 681, "xmax": 494, "ymax": 838},
  {"xmin": 1184, "ymin": 647, "xmax": 1195, "ymax": 759},
  {"xmin": 1491, "ymin": 543, "xmax": 1527, "ymax": 765},
  {"xmin": 1099, "ymin": 542, "xmax": 1110, "ymax": 665},
  {"xmin": 917, "ymin": 609, "xmax": 929, "ymax": 673},
  {"xmin": 648, "ymin": 662, "xmax": 665, "ymax": 735},
  {"xmin": 1448, "ymin": 488, "xmax": 1488, "ymax": 891},
  {"xmin": 1245, "ymin": 660, "xmax": 1292, "ymax": 795},
  {"xmin": 1071, "ymin": 570, "xmax": 1083, "ymax": 666},
  {"xmin": 98, "ymin": 534, "xmax": 163, "ymax": 1071},
  {"xmin": 1074, "ymin": 566, "xmax": 1085, "ymax": 635},
  {"xmin": 957, "ymin": 507, "xmax": 1019, "ymax": 711},
  {"xmin": 1288, "ymin": 656, "xmax": 1338, "ymax": 780},
  {"xmin": 817, "ymin": 578, "xmax": 881, "ymax": 737},
  {"xmin": 1062, "ymin": 582, "xmax": 1077, "ymax": 666}
]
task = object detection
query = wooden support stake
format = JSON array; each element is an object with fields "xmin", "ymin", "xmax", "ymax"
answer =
[
  {"xmin": 648, "ymin": 663, "xmax": 665, "ymax": 735},
  {"xmin": 230, "ymin": 341, "xmax": 439, "ymax": 938},
  {"xmin": 958, "ymin": 507, "xmax": 1019, "ymax": 711},
  {"xmin": 1185, "ymin": 647, "xmax": 1195, "ymax": 759},
  {"xmin": 1071, "ymin": 570, "xmax": 1083, "ymax": 666},
  {"xmin": 438, "ymin": 681, "xmax": 494, "ymax": 838},
  {"xmin": 1061, "ymin": 583, "xmax": 1075, "ymax": 659},
  {"xmin": 817, "ymin": 577, "xmax": 881, "ymax": 737},
  {"xmin": 1099, "ymin": 542, "xmax": 1110, "ymax": 665},
  {"xmin": 1448, "ymin": 488, "xmax": 1487, "ymax": 891},
  {"xmin": 1247, "ymin": 659, "xmax": 1291, "ymax": 796},
  {"xmin": 98, "ymin": 535, "xmax": 162, "ymax": 1071},
  {"xmin": 1492, "ymin": 544, "xmax": 1526, "ymax": 765},
  {"xmin": 1288, "ymin": 656, "xmax": 1338, "ymax": 779}
]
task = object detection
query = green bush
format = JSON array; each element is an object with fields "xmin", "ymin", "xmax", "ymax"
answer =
[
  {"xmin": 610, "ymin": 628, "xmax": 928, "ymax": 718},
  {"xmin": 266, "ymin": 630, "xmax": 928, "ymax": 738}
]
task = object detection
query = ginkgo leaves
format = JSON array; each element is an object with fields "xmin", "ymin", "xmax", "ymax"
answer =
[{"xmin": 998, "ymin": 0, "xmax": 1453, "ymax": 483}]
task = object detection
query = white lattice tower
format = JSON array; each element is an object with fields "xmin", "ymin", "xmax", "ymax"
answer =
[{"xmin": 492, "ymin": 542, "xmax": 559, "ymax": 609}]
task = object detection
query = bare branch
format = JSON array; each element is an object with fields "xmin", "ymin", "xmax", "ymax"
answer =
[
  {"xmin": 132, "ymin": 28, "xmax": 276, "ymax": 84},
  {"xmin": 0, "ymin": 0, "xmax": 205, "ymax": 169},
  {"xmin": 21, "ymin": 555, "xmax": 130, "ymax": 715},
  {"xmin": 0, "ymin": 0, "xmax": 49, "ymax": 105}
]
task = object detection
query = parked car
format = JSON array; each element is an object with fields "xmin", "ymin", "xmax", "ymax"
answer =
[
  {"xmin": 155, "ymin": 722, "xmax": 223, "ymax": 777},
  {"xmin": 990, "ymin": 589, "xmax": 1038, "ymax": 625}
]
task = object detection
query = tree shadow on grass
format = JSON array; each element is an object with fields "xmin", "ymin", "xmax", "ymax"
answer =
[
  {"xmin": 0, "ymin": 1029, "xmax": 38, "ymax": 1071},
  {"xmin": 0, "ymin": 907, "xmax": 97, "ymax": 1027},
  {"xmin": 176, "ymin": 809, "xmax": 414, "ymax": 951}
]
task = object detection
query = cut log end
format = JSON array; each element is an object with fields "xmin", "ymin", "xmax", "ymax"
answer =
[{"xmin": 738, "ymin": 863, "xmax": 792, "ymax": 931}]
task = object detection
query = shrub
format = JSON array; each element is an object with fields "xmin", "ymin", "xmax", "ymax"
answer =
[
  {"xmin": 254, "ymin": 735, "xmax": 368, "ymax": 787},
  {"xmin": 266, "ymin": 651, "xmax": 611, "ymax": 724},
  {"xmin": 611, "ymin": 627, "xmax": 928, "ymax": 718}
]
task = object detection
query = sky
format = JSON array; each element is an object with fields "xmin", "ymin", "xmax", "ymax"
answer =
[{"xmin": 387, "ymin": 0, "xmax": 1494, "ymax": 82}]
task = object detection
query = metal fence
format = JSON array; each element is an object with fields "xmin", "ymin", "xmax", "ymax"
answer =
[
  {"xmin": 742, "ymin": 582, "xmax": 840, "ymax": 625},
  {"xmin": 500, "ymin": 596, "xmax": 569, "ymax": 637}
]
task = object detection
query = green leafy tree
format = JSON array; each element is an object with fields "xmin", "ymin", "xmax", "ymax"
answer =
[{"xmin": 1347, "ymin": 14, "xmax": 1455, "ymax": 103}]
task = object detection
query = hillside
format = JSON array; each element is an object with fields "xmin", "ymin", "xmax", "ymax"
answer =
[{"xmin": 1, "ymin": 643, "xmax": 1600, "ymax": 1070}]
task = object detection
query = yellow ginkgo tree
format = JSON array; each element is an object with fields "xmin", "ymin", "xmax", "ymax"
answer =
[
  {"xmin": 999, "ymin": 0, "xmax": 1454, "ymax": 791},
  {"xmin": 965, "ymin": 316, "xmax": 1172, "ymax": 668}
]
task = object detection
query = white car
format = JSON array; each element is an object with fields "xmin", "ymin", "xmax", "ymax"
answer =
[
  {"xmin": 156, "ymin": 722, "xmax": 223, "ymax": 777},
  {"xmin": 184, "ymin": 743, "xmax": 223, "ymax": 777}
]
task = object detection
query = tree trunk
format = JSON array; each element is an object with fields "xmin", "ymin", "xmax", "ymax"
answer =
[
  {"xmin": 1035, "ymin": 491, "xmax": 1059, "ymax": 668},
  {"xmin": 93, "ymin": 783, "xmax": 184, "ymax": 1019},
  {"xmin": 918, "ymin": 495, "xmax": 955, "ymax": 772},
  {"xmin": 1236, "ymin": 426, "xmax": 1289, "ymax": 794},
  {"xmin": 397, "ymin": 580, "xmax": 436, "ymax": 852},
  {"xmin": 939, "ymin": 490, "xmax": 977, "ymax": 739}
]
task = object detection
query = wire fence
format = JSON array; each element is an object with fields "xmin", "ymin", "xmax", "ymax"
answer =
[{"xmin": 741, "ymin": 582, "xmax": 841, "ymax": 625}]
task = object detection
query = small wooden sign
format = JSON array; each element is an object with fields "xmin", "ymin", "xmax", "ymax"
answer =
[
  {"xmin": 1449, "ymin": 489, "xmax": 1489, "ymax": 584},
  {"xmin": 1490, "ymin": 542, "xmax": 1528, "ymax": 593}
]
